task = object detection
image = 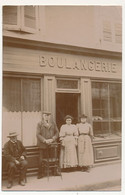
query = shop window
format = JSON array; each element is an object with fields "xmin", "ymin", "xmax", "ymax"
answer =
[
  {"xmin": 22, "ymin": 79, "xmax": 41, "ymax": 112},
  {"xmin": 3, "ymin": 77, "xmax": 21, "ymax": 112},
  {"xmin": 92, "ymin": 81, "xmax": 121, "ymax": 138},
  {"xmin": 3, "ymin": 77, "xmax": 41, "ymax": 146},
  {"xmin": 3, "ymin": 77, "xmax": 41, "ymax": 112},
  {"xmin": 3, "ymin": 6, "xmax": 38, "ymax": 33}
]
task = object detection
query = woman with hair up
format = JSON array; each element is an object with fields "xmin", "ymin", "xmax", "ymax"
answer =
[
  {"xmin": 77, "ymin": 114, "xmax": 94, "ymax": 172},
  {"xmin": 59, "ymin": 115, "xmax": 78, "ymax": 171}
]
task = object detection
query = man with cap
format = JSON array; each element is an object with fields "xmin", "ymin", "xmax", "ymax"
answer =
[
  {"xmin": 3, "ymin": 131, "xmax": 28, "ymax": 188},
  {"xmin": 36, "ymin": 111, "xmax": 59, "ymax": 179}
]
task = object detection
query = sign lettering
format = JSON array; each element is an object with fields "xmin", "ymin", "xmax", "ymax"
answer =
[{"xmin": 39, "ymin": 55, "xmax": 117, "ymax": 73}]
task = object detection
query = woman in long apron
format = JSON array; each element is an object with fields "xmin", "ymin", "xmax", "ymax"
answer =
[
  {"xmin": 59, "ymin": 115, "xmax": 78, "ymax": 171},
  {"xmin": 77, "ymin": 114, "xmax": 94, "ymax": 172}
]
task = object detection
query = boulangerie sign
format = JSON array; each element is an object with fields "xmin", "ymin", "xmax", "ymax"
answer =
[
  {"xmin": 39, "ymin": 55, "xmax": 117, "ymax": 73},
  {"xmin": 3, "ymin": 46, "xmax": 121, "ymax": 79}
]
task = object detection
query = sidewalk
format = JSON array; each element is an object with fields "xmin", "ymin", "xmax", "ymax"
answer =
[{"xmin": 2, "ymin": 162, "xmax": 121, "ymax": 191}]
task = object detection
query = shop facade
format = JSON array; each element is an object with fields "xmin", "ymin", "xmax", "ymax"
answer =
[{"xmin": 3, "ymin": 36, "xmax": 122, "ymax": 169}]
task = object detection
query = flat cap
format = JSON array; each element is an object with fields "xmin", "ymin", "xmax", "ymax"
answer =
[
  {"xmin": 79, "ymin": 114, "xmax": 87, "ymax": 118},
  {"xmin": 42, "ymin": 111, "xmax": 51, "ymax": 115}
]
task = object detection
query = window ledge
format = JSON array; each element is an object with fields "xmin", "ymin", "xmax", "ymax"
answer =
[{"xmin": 92, "ymin": 134, "xmax": 121, "ymax": 143}]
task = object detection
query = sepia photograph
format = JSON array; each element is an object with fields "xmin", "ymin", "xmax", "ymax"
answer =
[{"xmin": 1, "ymin": 1, "xmax": 123, "ymax": 193}]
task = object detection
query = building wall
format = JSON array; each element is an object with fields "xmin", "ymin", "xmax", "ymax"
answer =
[
  {"xmin": 3, "ymin": 44, "xmax": 122, "ymax": 79},
  {"xmin": 2, "ymin": 6, "xmax": 122, "ymax": 165},
  {"xmin": 2, "ymin": 40, "xmax": 122, "ymax": 147},
  {"xmin": 3, "ymin": 6, "xmax": 122, "ymax": 52},
  {"xmin": 44, "ymin": 6, "xmax": 96, "ymax": 48}
]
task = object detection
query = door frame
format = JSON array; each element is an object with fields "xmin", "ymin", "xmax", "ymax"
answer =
[{"xmin": 55, "ymin": 77, "xmax": 81, "ymax": 128}]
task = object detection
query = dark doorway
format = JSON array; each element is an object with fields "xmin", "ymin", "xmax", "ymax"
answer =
[{"xmin": 56, "ymin": 93, "xmax": 79, "ymax": 130}]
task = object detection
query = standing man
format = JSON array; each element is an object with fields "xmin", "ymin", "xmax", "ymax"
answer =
[
  {"xmin": 36, "ymin": 111, "xmax": 59, "ymax": 179},
  {"xmin": 3, "ymin": 131, "xmax": 28, "ymax": 189}
]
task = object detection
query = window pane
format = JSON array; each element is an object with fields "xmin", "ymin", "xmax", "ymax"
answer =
[
  {"xmin": 3, "ymin": 6, "xmax": 17, "ymax": 25},
  {"xmin": 24, "ymin": 6, "xmax": 36, "ymax": 29},
  {"xmin": 109, "ymin": 83, "xmax": 121, "ymax": 119},
  {"xmin": 109, "ymin": 83, "xmax": 121, "ymax": 135},
  {"xmin": 93, "ymin": 122, "xmax": 109, "ymax": 136},
  {"xmin": 22, "ymin": 79, "xmax": 41, "ymax": 111},
  {"xmin": 57, "ymin": 80, "xmax": 78, "ymax": 89},
  {"xmin": 92, "ymin": 81, "xmax": 122, "ymax": 137},
  {"xmin": 111, "ymin": 122, "xmax": 121, "ymax": 136},
  {"xmin": 92, "ymin": 82, "xmax": 108, "ymax": 119},
  {"xmin": 3, "ymin": 77, "xmax": 21, "ymax": 111}
]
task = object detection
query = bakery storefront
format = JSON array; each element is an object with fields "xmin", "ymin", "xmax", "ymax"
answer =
[{"xmin": 3, "ymin": 37, "xmax": 122, "ymax": 173}]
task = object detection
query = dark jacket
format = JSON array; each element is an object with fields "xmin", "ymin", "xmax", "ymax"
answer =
[
  {"xmin": 36, "ymin": 121, "xmax": 59, "ymax": 149},
  {"xmin": 4, "ymin": 140, "xmax": 27, "ymax": 162}
]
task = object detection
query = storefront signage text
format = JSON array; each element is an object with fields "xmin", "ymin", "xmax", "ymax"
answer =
[{"xmin": 39, "ymin": 55, "xmax": 117, "ymax": 73}]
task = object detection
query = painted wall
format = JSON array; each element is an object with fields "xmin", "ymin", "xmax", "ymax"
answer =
[
  {"xmin": 44, "ymin": 6, "xmax": 96, "ymax": 48},
  {"xmin": 3, "ymin": 6, "xmax": 122, "ymax": 52}
]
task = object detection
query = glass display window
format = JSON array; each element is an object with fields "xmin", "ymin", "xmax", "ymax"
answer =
[{"xmin": 92, "ymin": 81, "xmax": 121, "ymax": 139}]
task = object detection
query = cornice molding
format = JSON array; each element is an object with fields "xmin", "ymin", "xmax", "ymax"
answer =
[{"xmin": 3, "ymin": 36, "xmax": 122, "ymax": 59}]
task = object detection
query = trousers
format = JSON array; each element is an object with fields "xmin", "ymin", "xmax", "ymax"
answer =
[
  {"xmin": 38, "ymin": 147, "xmax": 59, "ymax": 176},
  {"xmin": 38, "ymin": 149, "xmax": 46, "ymax": 176},
  {"xmin": 7, "ymin": 159, "xmax": 28, "ymax": 183}
]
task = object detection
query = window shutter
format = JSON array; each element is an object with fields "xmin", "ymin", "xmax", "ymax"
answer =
[
  {"xmin": 3, "ymin": 6, "xmax": 18, "ymax": 25},
  {"xmin": 115, "ymin": 23, "xmax": 122, "ymax": 44},
  {"xmin": 3, "ymin": 6, "xmax": 38, "ymax": 33},
  {"xmin": 103, "ymin": 20, "xmax": 112, "ymax": 42},
  {"xmin": 21, "ymin": 6, "xmax": 38, "ymax": 33},
  {"xmin": 24, "ymin": 6, "xmax": 36, "ymax": 29},
  {"xmin": 3, "ymin": 6, "xmax": 21, "ymax": 30}
]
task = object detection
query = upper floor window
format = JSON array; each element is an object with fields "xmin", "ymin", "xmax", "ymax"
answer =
[
  {"xmin": 101, "ymin": 6, "xmax": 122, "ymax": 45},
  {"xmin": 3, "ymin": 6, "xmax": 39, "ymax": 33},
  {"xmin": 102, "ymin": 20, "xmax": 122, "ymax": 44}
]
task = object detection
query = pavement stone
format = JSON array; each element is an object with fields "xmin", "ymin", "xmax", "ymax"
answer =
[{"xmin": 1, "ymin": 162, "xmax": 121, "ymax": 191}]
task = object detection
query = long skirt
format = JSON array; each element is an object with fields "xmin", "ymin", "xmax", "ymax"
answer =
[
  {"xmin": 60, "ymin": 136, "xmax": 78, "ymax": 168},
  {"xmin": 78, "ymin": 135, "xmax": 93, "ymax": 167}
]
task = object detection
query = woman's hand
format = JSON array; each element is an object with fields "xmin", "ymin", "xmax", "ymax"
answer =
[{"xmin": 61, "ymin": 139, "xmax": 65, "ymax": 147}]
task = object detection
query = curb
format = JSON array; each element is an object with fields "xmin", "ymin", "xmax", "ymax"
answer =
[{"xmin": 60, "ymin": 179, "xmax": 121, "ymax": 191}]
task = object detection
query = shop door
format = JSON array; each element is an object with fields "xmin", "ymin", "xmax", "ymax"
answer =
[{"xmin": 56, "ymin": 93, "xmax": 79, "ymax": 130}]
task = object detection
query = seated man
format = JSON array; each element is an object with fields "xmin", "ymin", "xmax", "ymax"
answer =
[{"xmin": 3, "ymin": 131, "xmax": 28, "ymax": 189}]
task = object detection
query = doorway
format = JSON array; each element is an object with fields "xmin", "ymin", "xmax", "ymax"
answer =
[{"xmin": 56, "ymin": 93, "xmax": 79, "ymax": 130}]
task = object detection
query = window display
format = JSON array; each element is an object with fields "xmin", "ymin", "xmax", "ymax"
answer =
[{"xmin": 92, "ymin": 81, "xmax": 121, "ymax": 138}]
